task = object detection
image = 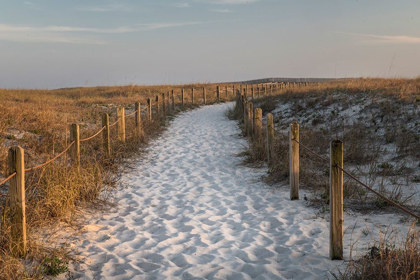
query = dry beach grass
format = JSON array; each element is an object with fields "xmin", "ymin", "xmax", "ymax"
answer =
[
  {"xmin": 232, "ymin": 77, "xmax": 420, "ymax": 279},
  {"xmin": 0, "ymin": 83, "xmax": 224, "ymax": 279}
]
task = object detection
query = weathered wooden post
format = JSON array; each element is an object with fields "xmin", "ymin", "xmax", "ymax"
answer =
[
  {"xmin": 290, "ymin": 121, "xmax": 299, "ymax": 200},
  {"xmin": 147, "ymin": 98, "xmax": 152, "ymax": 121},
  {"xmin": 162, "ymin": 93, "xmax": 166, "ymax": 116},
  {"xmin": 225, "ymin": 86, "xmax": 228, "ymax": 99},
  {"xmin": 102, "ymin": 113, "xmax": 111, "ymax": 156},
  {"xmin": 232, "ymin": 85, "xmax": 235, "ymax": 99},
  {"xmin": 243, "ymin": 98, "xmax": 248, "ymax": 135},
  {"xmin": 203, "ymin": 87, "xmax": 206, "ymax": 104},
  {"xmin": 171, "ymin": 90, "xmax": 175, "ymax": 111},
  {"xmin": 330, "ymin": 140, "xmax": 344, "ymax": 260},
  {"xmin": 267, "ymin": 113, "xmax": 274, "ymax": 165},
  {"xmin": 246, "ymin": 84, "xmax": 248, "ymax": 95},
  {"xmin": 251, "ymin": 86, "xmax": 254, "ymax": 100},
  {"xmin": 181, "ymin": 89, "xmax": 185, "ymax": 106},
  {"xmin": 235, "ymin": 90, "xmax": 240, "ymax": 111},
  {"xmin": 167, "ymin": 92, "xmax": 171, "ymax": 114},
  {"xmin": 135, "ymin": 102, "xmax": 142, "ymax": 138},
  {"xmin": 155, "ymin": 95, "xmax": 160, "ymax": 117},
  {"xmin": 254, "ymin": 108, "xmax": 262, "ymax": 141},
  {"xmin": 217, "ymin": 86, "xmax": 220, "ymax": 102},
  {"xmin": 248, "ymin": 102, "xmax": 253, "ymax": 136},
  {"xmin": 8, "ymin": 146, "xmax": 26, "ymax": 257},
  {"xmin": 117, "ymin": 107, "xmax": 126, "ymax": 142},
  {"xmin": 191, "ymin": 88, "xmax": 194, "ymax": 104},
  {"xmin": 70, "ymin": 123, "xmax": 80, "ymax": 166}
]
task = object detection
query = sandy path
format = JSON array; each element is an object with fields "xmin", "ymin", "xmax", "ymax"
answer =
[{"xmin": 70, "ymin": 103, "xmax": 341, "ymax": 280}]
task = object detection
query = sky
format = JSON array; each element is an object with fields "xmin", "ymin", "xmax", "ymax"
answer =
[{"xmin": 0, "ymin": 0, "xmax": 419, "ymax": 89}]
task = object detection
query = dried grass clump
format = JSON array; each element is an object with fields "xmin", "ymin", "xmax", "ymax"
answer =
[
  {"xmin": 1, "ymin": 83, "xmax": 228, "ymax": 278},
  {"xmin": 337, "ymin": 226, "xmax": 419, "ymax": 280}
]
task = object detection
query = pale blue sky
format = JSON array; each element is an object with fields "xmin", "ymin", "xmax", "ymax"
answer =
[{"xmin": 0, "ymin": 0, "xmax": 419, "ymax": 88}]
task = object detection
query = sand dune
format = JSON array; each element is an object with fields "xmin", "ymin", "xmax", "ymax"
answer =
[{"xmin": 67, "ymin": 103, "xmax": 408, "ymax": 279}]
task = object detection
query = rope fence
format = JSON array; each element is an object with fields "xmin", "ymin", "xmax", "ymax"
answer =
[
  {"xmin": 25, "ymin": 141, "xmax": 75, "ymax": 172},
  {"xmin": 80, "ymin": 127, "xmax": 106, "ymax": 143},
  {"xmin": 234, "ymin": 84, "xmax": 420, "ymax": 260},
  {"xmin": 0, "ymin": 172, "xmax": 16, "ymax": 187},
  {"xmin": 2, "ymin": 83, "xmax": 264, "ymax": 257}
]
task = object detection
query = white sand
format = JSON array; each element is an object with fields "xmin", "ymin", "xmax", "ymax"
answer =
[{"xmin": 67, "ymin": 103, "xmax": 412, "ymax": 280}]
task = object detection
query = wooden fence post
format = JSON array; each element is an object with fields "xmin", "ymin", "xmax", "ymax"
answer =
[
  {"xmin": 232, "ymin": 85, "xmax": 235, "ymax": 99},
  {"xmin": 243, "ymin": 99, "xmax": 248, "ymax": 135},
  {"xmin": 162, "ymin": 93, "xmax": 166, "ymax": 116},
  {"xmin": 156, "ymin": 95, "xmax": 160, "ymax": 117},
  {"xmin": 117, "ymin": 107, "xmax": 126, "ymax": 142},
  {"xmin": 167, "ymin": 92, "xmax": 171, "ymax": 114},
  {"xmin": 147, "ymin": 98, "xmax": 152, "ymax": 121},
  {"xmin": 254, "ymin": 108, "xmax": 262, "ymax": 141},
  {"xmin": 70, "ymin": 123, "xmax": 80, "ymax": 167},
  {"xmin": 135, "ymin": 102, "xmax": 142, "ymax": 139},
  {"xmin": 217, "ymin": 86, "xmax": 220, "ymax": 102},
  {"xmin": 181, "ymin": 89, "xmax": 185, "ymax": 106},
  {"xmin": 225, "ymin": 86, "xmax": 228, "ymax": 98},
  {"xmin": 191, "ymin": 88, "xmax": 194, "ymax": 104},
  {"xmin": 102, "ymin": 113, "xmax": 111, "ymax": 156},
  {"xmin": 203, "ymin": 87, "xmax": 206, "ymax": 104},
  {"xmin": 330, "ymin": 140, "xmax": 344, "ymax": 260},
  {"xmin": 290, "ymin": 121, "xmax": 299, "ymax": 200},
  {"xmin": 8, "ymin": 146, "xmax": 26, "ymax": 257},
  {"xmin": 251, "ymin": 86, "xmax": 254, "ymax": 100},
  {"xmin": 171, "ymin": 90, "xmax": 175, "ymax": 111},
  {"xmin": 266, "ymin": 113, "xmax": 274, "ymax": 165},
  {"xmin": 248, "ymin": 102, "xmax": 253, "ymax": 136}
]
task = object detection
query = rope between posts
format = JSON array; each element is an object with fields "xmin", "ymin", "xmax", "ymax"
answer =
[
  {"xmin": 0, "ymin": 172, "xmax": 16, "ymax": 186},
  {"xmin": 80, "ymin": 126, "xmax": 106, "ymax": 142},
  {"xmin": 25, "ymin": 141, "xmax": 75, "ymax": 172},
  {"xmin": 292, "ymin": 138, "xmax": 329, "ymax": 163},
  {"xmin": 336, "ymin": 164, "xmax": 420, "ymax": 221},
  {"xmin": 125, "ymin": 110, "xmax": 138, "ymax": 118},
  {"xmin": 289, "ymin": 138, "xmax": 419, "ymax": 220},
  {"xmin": 109, "ymin": 119, "xmax": 119, "ymax": 127}
]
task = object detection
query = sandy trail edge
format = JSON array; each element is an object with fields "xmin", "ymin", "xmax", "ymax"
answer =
[{"xmin": 64, "ymin": 103, "xmax": 410, "ymax": 280}]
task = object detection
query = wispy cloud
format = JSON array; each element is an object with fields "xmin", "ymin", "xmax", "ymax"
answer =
[
  {"xmin": 173, "ymin": 3, "xmax": 191, "ymax": 8},
  {"xmin": 340, "ymin": 32, "xmax": 420, "ymax": 44},
  {"xmin": 24, "ymin": 1, "xmax": 41, "ymax": 10},
  {"xmin": 210, "ymin": 8, "xmax": 232, "ymax": 13},
  {"xmin": 76, "ymin": 3, "xmax": 132, "ymax": 13},
  {"xmin": 136, "ymin": 22, "xmax": 203, "ymax": 30},
  {"xmin": 0, "ymin": 22, "xmax": 212, "ymax": 44},
  {"xmin": 200, "ymin": 0, "xmax": 260, "ymax": 4},
  {"xmin": 0, "ymin": 24, "xmax": 135, "ymax": 34}
]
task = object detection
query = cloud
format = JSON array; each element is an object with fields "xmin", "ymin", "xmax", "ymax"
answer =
[
  {"xmin": 210, "ymin": 8, "xmax": 233, "ymax": 13},
  {"xmin": 0, "ymin": 24, "xmax": 135, "ymax": 34},
  {"xmin": 200, "ymin": 0, "xmax": 260, "ymax": 4},
  {"xmin": 24, "ymin": 1, "xmax": 41, "ymax": 10},
  {"xmin": 136, "ymin": 22, "xmax": 203, "ymax": 30},
  {"xmin": 0, "ymin": 23, "xmax": 133, "ymax": 44},
  {"xmin": 76, "ymin": 4, "xmax": 132, "ymax": 12},
  {"xmin": 340, "ymin": 32, "xmax": 420, "ymax": 44},
  {"xmin": 173, "ymin": 3, "xmax": 191, "ymax": 8},
  {"xmin": 0, "ymin": 22, "xmax": 211, "ymax": 44}
]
